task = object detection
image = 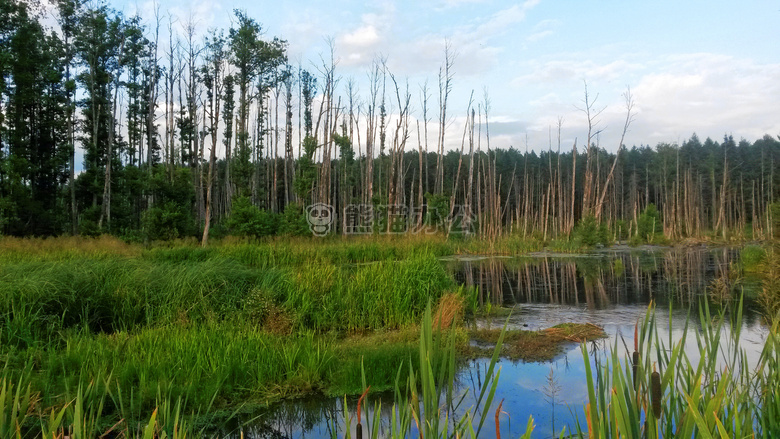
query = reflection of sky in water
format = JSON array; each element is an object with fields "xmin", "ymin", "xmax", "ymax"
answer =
[
  {"xmin": 239, "ymin": 248, "xmax": 770, "ymax": 439},
  {"xmin": 463, "ymin": 310, "xmax": 769, "ymax": 438}
]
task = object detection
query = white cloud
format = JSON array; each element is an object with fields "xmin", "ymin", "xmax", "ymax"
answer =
[
  {"xmin": 436, "ymin": 0, "xmax": 489, "ymax": 8},
  {"xmin": 525, "ymin": 18, "xmax": 560, "ymax": 42},
  {"xmin": 334, "ymin": 4, "xmax": 396, "ymax": 68},
  {"xmin": 500, "ymin": 52, "xmax": 780, "ymax": 153},
  {"xmin": 513, "ymin": 59, "xmax": 645, "ymax": 86},
  {"xmin": 341, "ymin": 25, "xmax": 380, "ymax": 48},
  {"xmin": 473, "ymin": 0, "xmax": 541, "ymax": 37},
  {"xmin": 630, "ymin": 53, "xmax": 780, "ymax": 144}
]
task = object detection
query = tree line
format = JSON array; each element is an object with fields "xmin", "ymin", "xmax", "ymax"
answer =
[{"xmin": 1, "ymin": 0, "xmax": 778, "ymax": 243}]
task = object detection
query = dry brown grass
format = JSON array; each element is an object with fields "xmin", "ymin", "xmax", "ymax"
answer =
[
  {"xmin": 469, "ymin": 323, "xmax": 607, "ymax": 362},
  {"xmin": 433, "ymin": 292, "xmax": 464, "ymax": 330},
  {"xmin": 263, "ymin": 304, "xmax": 296, "ymax": 335},
  {"xmin": 0, "ymin": 235, "xmax": 140, "ymax": 262}
]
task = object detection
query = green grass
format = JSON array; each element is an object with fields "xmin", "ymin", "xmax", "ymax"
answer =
[
  {"xmin": 0, "ymin": 298, "xmax": 777, "ymax": 437},
  {"xmin": 575, "ymin": 299, "xmax": 779, "ymax": 438},
  {"xmin": 741, "ymin": 244, "xmax": 768, "ymax": 273},
  {"xmin": 0, "ymin": 237, "xmax": 460, "ymax": 430},
  {"xmin": 1, "ymin": 235, "xmax": 777, "ymax": 437}
]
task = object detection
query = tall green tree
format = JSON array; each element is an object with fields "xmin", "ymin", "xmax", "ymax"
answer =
[
  {"xmin": 228, "ymin": 9, "xmax": 286, "ymax": 199},
  {"xmin": 1, "ymin": 0, "xmax": 68, "ymax": 235}
]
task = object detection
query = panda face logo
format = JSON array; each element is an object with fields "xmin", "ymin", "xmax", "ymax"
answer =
[{"xmin": 306, "ymin": 203, "xmax": 334, "ymax": 237}]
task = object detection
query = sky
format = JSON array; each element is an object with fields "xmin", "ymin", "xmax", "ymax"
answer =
[{"xmin": 104, "ymin": 0, "xmax": 780, "ymax": 152}]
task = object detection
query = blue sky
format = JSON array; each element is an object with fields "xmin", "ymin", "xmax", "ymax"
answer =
[{"xmin": 111, "ymin": 0, "xmax": 779, "ymax": 152}]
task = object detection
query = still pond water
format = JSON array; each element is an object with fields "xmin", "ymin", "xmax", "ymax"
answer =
[{"xmin": 239, "ymin": 246, "xmax": 770, "ymax": 438}]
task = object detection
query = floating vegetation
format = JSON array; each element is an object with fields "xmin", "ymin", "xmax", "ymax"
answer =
[{"xmin": 467, "ymin": 323, "xmax": 607, "ymax": 362}]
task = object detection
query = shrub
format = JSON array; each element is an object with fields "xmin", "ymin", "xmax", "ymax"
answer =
[
  {"xmin": 759, "ymin": 245, "xmax": 780, "ymax": 322},
  {"xmin": 771, "ymin": 202, "xmax": 780, "ymax": 240},
  {"xmin": 226, "ymin": 196, "xmax": 278, "ymax": 238},
  {"xmin": 277, "ymin": 204, "xmax": 310, "ymax": 236},
  {"xmin": 636, "ymin": 203, "xmax": 662, "ymax": 242},
  {"xmin": 574, "ymin": 215, "xmax": 610, "ymax": 246},
  {"xmin": 142, "ymin": 201, "xmax": 195, "ymax": 241},
  {"xmin": 613, "ymin": 219, "xmax": 629, "ymax": 241},
  {"xmin": 79, "ymin": 206, "xmax": 102, "ymax": 237}
]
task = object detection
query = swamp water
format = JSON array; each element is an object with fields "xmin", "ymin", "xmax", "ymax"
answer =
[{"xmin": 239, "ymin": 247, "xmax": 770, "ymax": 438}]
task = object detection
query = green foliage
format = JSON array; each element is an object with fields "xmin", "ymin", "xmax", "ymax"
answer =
[
  {"xmin": 759, "ymin": 245, "xmax": 780, "ymax": 323},
  {"xmin": 636, "ymin": 203, "xmax": 663, "ymax": 243},
  {"xmin": 225, "ymin": 196, "xmax": 278, "ymax": 238},
  {"xmin": 142, "ymin": 202, "xmax": 195, "ymax": 241},
  {"xmin": 613, "ymin": 219, "xmax": 629, "ymax": 241},
  {"xmin": 277, "ymin": 204, "xmax": 309, "ymax": 236},
  {"xmin": 579, "ymin": 300, "xmax": 780, "ymax": 438},
  {"xmin": 741, "ymin": 245, "xmax": 767, "ymax": 272},
  {"xmin": 282, "ymin": 252, "xmax": 454, "ymax": 331},
  {"xmin": 424, "ymin": 192, "xmax": 449, "ymax": 229},
  {"xmin": 771, "ymin": 202, "xmax": 780, "ymax": 240},
  {"xmin": 293, "ymin": 135, "xmax": 318, "ymax": 202},
  {"xmin": 573, "ymin": 215, "xmax": 610, "ymax": 246},
  {"xmin": 142, "ymin": 167, "xmax": 197, "ymax": 241},
  {"xmin": 79, "ymin": 206, "xmax": 102, "ymax": 237}
]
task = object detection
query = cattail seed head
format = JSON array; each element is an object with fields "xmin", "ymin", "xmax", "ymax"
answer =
[
  {"xmin": 632, "ymin": 351, "xmax": 640, "ymax": 389},
  {"xmin": 651, "ymin": 371, "xmax": 662, "ymax": 419}
]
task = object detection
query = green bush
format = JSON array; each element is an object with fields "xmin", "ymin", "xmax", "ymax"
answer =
[
  {"xmin": 771, "ymin": 202, "xmax": 780, "ymax": 240},
  {"xmin": 277, "ymin": 204, "xmax": 310, "ymax": 236},
  {"xmin": 424, "ymin": 192, "xmax": 450, "ymax": 229},
  {"xmin": 613, "ymin": 219, "xmax": 629, "ymax": 241},
  {"xmin": 79, "ymin": 206, "xmax": 102, "ymax": 237},
  {"xmin": 574, "ymin": 215, "xmax": 610, "ymax": 246},
  {"xmin": 226, "ymin": 196, "xmax": 278, "ymax": 238},
  {"xmin": 637, "ymin": 203, "xmax": 662, "ymax": 242},
  {"xmin": 142, "ymin": 201, "xmax": 196, "ymax": 241}
]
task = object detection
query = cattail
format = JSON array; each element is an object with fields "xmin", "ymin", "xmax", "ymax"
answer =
[
  {"xmin": 495, "ymin": 399, "xmax": 505, "ymax": 439},
  {"xmin": 633, "ymin": 321, "xmax": 641, "ymax": 390},
  {"xmin": 651, "ymin": 370, "xmax": 662, "ymax": 419},
  {"xmin": 632, "ymin": 351, "xmax": 640, "ymax": 389},
  {"xmin": 356, "ymin": 386, "xmax": 370, "ymax": 439}
]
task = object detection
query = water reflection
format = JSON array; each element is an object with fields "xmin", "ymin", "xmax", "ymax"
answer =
[
  {"xmin": 239, "ymin": 248, "xmax": 768, "ymax": 439},
  {"xmin": 450, "ymin": 247, "xmax": 760, "ymax": 317}
]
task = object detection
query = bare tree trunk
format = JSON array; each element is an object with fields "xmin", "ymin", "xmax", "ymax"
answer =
[
  {"xmin": 569, "ymin": 139, "xmax": 578, "ymax": 233},
  {"xmin": 447, "ymin": 94, "xmax": 473, "ymax": 235},
  {"xmin": 579, "ymin": 81, "xmax": 604, "ymax": 217},
  {"xmin": 594, "ymin": 88, "xmax": 634, "ymax": 220},
  {"xmin": 435, "ymin": 41, "xmax": 454, "ymax": 195},
  {"xmin": 99, "ymin": 32, "xmax": 126, "ymax": 230}
]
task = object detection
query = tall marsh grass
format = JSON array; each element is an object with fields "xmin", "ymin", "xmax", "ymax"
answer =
[
  {"xmin": 0, "ymin": 258, "xmax": 266, "ymax": 347},
  {"xmin": 0, "ymin": 299, "xmax": 777, "ymax": 438},
  {"xmin": 0, "ymin": 235, "xmax": 140, "ymax": 263},
  {"xmin": 577, "ymin": 299, "xmax": 779, "ymax": 438},
  {"xmin": 284, "ymin": 252, "xmax": 454, "ymax": 331}
]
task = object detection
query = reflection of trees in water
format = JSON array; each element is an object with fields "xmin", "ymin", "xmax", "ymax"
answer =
[
  {"xmin": 454, "ymin": 249, "xmax": 742, "ymax": 310},
  {"xmin": 241, "ymin": 392, "xmax": 397, "ymax": 439}
]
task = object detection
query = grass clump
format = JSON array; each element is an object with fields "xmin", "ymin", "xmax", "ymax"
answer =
[
  {"xmin": 283, "ymin": 251, "xmax": 454, "ymax": 331},
  {"xmin": 0, "ymin": 258, "xmax": 267, "ymax": 347},
  {"xmin": 468, "ymin": 323, "xmax": 607, "ymax": 362},
  {"xmin": 758, "ymin": 245, "xmax": 780, "ymax": 322},
  {"xmin": 577, "ymin": 299, "xmax": 780, "ymax": 438},
  {"xmin": 741, "ymin": 244, "xmax": 767, "ymax": 272}
]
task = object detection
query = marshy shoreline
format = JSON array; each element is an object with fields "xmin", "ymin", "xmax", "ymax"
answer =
[{"xmin": 0, "ymin": 235, "xmax": 777, "ymax": 437}]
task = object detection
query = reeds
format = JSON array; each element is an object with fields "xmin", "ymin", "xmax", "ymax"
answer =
[
  {"xmin": 577, "ymin": 298, "xmax": 780, "ymax": 438},
  {"xmin": 342, "ymin": 301, "xmax": 535, "ymax": 439}
]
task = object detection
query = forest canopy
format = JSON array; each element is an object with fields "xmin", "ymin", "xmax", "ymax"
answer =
[{"xmin": 1, "ymin": 0, "xmax": 778, "ymax": 242}]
